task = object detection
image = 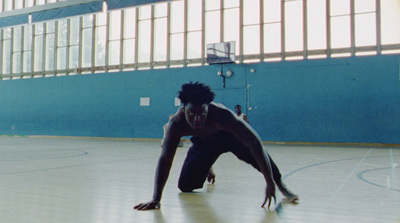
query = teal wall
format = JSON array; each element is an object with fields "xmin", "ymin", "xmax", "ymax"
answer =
[
  {"xmin": 247, "ymin": 55, "xmax": 400, "ymax": 144},
  {"xmin": 0, "ymin": 54, "xmax": 399, "ymax": 144}
]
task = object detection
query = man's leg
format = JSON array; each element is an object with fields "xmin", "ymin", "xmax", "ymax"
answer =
[
  {"xmin": 269, "ymin": 158, "xmax": 298, "ymax": 201},
  {"xmin": 178, "ymin": 137, "xmax": 222, "ymax": 192},
  {"xmin": 223, "ymin": 132, "xmax": 298, "ymax": 201}
]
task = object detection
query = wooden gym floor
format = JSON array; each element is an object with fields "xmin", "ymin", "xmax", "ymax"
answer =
[{"xmin": 0, "ymin": 136, "xmax": 399, "ymax": 223}]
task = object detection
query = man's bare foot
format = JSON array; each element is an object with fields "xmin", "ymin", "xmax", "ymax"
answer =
[{"xmin": 281, "ymin": 189, "xmax": 299, "ymax": 203}]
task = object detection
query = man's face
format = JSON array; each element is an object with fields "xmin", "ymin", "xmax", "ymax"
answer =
[
  {"xmin": 183, "ymin": 103, "xmax": 208, "ymax": 130},
  {"xmin": 235, "ymin": 106, "xmax": 241, "ymax": 114}
]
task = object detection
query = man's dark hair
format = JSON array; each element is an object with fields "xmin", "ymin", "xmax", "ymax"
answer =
[{"xmin": 178, "ymin": 82, "xmax": 215, "ymax": 105}]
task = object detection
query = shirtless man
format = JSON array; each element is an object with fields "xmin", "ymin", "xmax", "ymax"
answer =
[{"xmin": 134, "ymin": 82, "xmax": 298, "ymax": 211}]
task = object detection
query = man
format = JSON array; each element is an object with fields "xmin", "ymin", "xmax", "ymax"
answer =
[
  {"xmin": 134, "ymin": 82, "xmax": 298, "ymax": 211},
  {"xmin": 235, "ymin": 104, "xmax": 249, "ymax": 123}
]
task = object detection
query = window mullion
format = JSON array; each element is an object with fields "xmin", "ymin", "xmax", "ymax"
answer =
[
  {"xmin": 326, "ymin": 0, "xmax": 331, "ymax": 57},
  {"xmin": 54, "ymin": 21, "xmax": 59, "ymax": 76},
  {"xmin": 239, "ymin": 0, "xmax": 243, "ymax": 63},
  {"xmin": 66, "ymin": 18, "xmax": 71, "ymax": 75},
  {"xmin": 220, "ymin": 0, "xmax": 223, "ymax": 42},
  {"xmin": 375, "ymin": 0, "xmax": 381, "ymax": 54},
  {"xmin": 0, "ymin": 30, "xmax": 3, "ymax": 79},
  {"xmin": 134, "ymin": 7, "xmax": 139, "ymax": 70},
  {"xmin": 92, "ymin": 15, "xmax": 98, "ymax": 71},
  {"xmin": 303, "ymin": 0, "xmax": 308, "ymax": 58},
  {"xmin": 78, "ymin": 17, "xmax": 83, "ymax": 74},
  {"xmin": 92, "ymin": 14, "xmax": 97, "ymax": 73},
  {"xmin": 20, "ymin": 26, "xmax": 25, "ymax": 78},
  {"xmin": 183, "ymin": 0, "xmax": 188, "ymax": 66},
  {"xmin": 42, "ymin": 24, "xmax": 47, "ymax": 77},
  {"xmin": 167, "ymin": 2, "xmax": 171, "ymax": 67},
  {"xmin": 259, "ymin": 0, "xmax": 264, "ymax": 60},
  {"xmin": 31, "ymin": 25, "xmax": 35, "ymax": 77},
  {"xmin": 119, "ymin": 10, "xmax": 124, "ymax": 71},
  {"xmin": 10, "ymin": 28, "xmax": 14, "ymax": 78},
  {"xmin": 281, "ymin": 0, "xmax": 285, "ymax": 60},
  {"xmin": 350, "ymin": 0, "xmax": 355, "ymax": 55},
  {"xmin": 201, "ymin": 0, "xmax": 205, "ymax": 65},
  {"xmin": 150, "ymin": 5, "xmax": 154, "ymax": 69},
  {"xmin": 105, "ymin": 12, "xmax": 110, "ymax": 72}
]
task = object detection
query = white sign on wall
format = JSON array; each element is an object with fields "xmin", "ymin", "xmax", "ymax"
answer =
[
  {"xmin": 140, "ymin": 97, "xmax": 150, "ymax": 106},
  {"xmin": 175, "ymin": 97, "xmax": 181, "ymax": 106}
]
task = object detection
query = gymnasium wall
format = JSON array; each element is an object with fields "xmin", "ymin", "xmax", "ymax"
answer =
[{"xmin": 0, "ymin": 54, "xmax": 399, "ymax": 144}]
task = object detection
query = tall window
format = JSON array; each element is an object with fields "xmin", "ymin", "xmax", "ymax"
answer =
[
  {"xmin": 223, "ymin": 0, "xmax": 239, "ymax": 56},
  {"xmin": 0, "ymin": 0, "xmax": 400, "ymax": 79},
  {"xmin": 25, "ymin": 0, "xmax": 34, "ymax": 8},
  {"xmin": 36, "ymin": 0, "xmax": 45, "ymax": 6},
  {"xmin": 34, "ymin": 24, "xmax": 44, "ymax": 72},
  {"xmin": 123, "ymin": 8, "xmax": 136, "ymax": 65},
  {"xmin": 138, "ymin": 5, "xmax": 152, "ymax": 64},
  {"xmin": 109, "ymin": 10, "xmax": 122, "ymax": 67},
  {"xmin": 170, "ymin": 1, "xmax": 184, "ymax": 62},
  {"xmin": 23, "ymin": 25, "xmax": 32, "ymax": 73},
  {"xmin": 15, "ymin": 0, "xmax": 23, "ymax": 10},
  {"xmin": 285, "ymin": 0, "xmax": 303, "ymax": 54},
  {"xmin": 12, "ymin": 26, "xmax": 22, "ymax": 75},
  {"xmin": 205, "ymin": 0, "xmax": 221, "ymax": 48},
  {"xmin": 0, "ymin": 0, "xmax": 68, "ymax": 11},
  {"xmin": 381, "ymin": 0, "xmax": 400, "ymax": 46},
  {"xmin": 69, "ymin": 17, "xmax": 80, "ymax": 70},
  {"xmin": 95, "ymin": 13, "xmax": 107, "ymax": 67},
  {"xmin": 2, "ymin": 28, "xmax": 12, "ymax": 75},
  {"xmin": 153, "ymin": 3, "xmax": 168, "ymax": 65},
  {"xmin": 330, "ymin": 0, "xmax": 351, "ymax": 50},
  {"xmin": 82, "ymin": 14, "xmax": 94, "ymax": 68},
  {"xmin": 307, "ymin": 0, "xmax": 326, "ymax": 52},
  {"xmin": 45, "ymin": 21, "xmax": 56, "ymax": 71},
  {"xmin": 187, "ymin": 0, "xmax": 203, "ymax": 60},
  {"xmin": 243, "ymin": 0, "xmax": 260, "ymax": 57},
  {"xmin": 4, "ymin": 0, "xmax": 13, "ymax": 11},
  {"xmin": 264, "ymin": 0, "xmax": 282, "ymax": 56},
  {"xmin": 57, "ymin": 19, "xmax": 68, "ymax": 71},
  {"xmin": 354, "ymin": 0, "xmax": 376, "ymax": 49}
]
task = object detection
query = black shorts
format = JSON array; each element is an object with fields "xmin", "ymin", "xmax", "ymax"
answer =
[{"xmin": 177, "ymin": 131, "xmax": 282, "ymax": 192}]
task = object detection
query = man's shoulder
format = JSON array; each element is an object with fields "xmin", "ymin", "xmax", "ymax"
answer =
[
  {"xmin": 209, "ymin": 102, "xmax": 230, "ymax": 112},
  {"xmin": 170, "ymin": 109, "xmax": 184, "ymax": 125},
  {"xmin": 208, "ymin": 102, "xmax": 236, "ymax": 122},
  {"xmin": 168, "ymin": 109, "xmax": 190, "ymax": 133}
]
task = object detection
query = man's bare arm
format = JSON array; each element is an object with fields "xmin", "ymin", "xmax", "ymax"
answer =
[
  {"xmin": 243, "ymin": 114, "xmax": 249, "ymax": 123},
  {"xmin": 211, "ymin": 105, "xmax": 276, "ymax": 208},
  {"xmin": 134, "ymin": 122, "xmax": 181, "ymax": 210}
]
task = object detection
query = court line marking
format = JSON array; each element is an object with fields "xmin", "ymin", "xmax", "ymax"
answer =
[
  {"xmin": 282, "ymin": 154, "xmax": 400, "ymax": 193},
  {"xmin": 357, "ymin": 167, "xmax": 400, "ymax": 192},
  {"xmin": 277, "ymin": 151, "xmax": 400, "ymax": 221},
  {"xmin": 324, "ymin": 148, "xmax": 373, "ymax": 209}
]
